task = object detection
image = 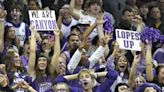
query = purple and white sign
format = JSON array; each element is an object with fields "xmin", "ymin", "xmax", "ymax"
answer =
[
  {"xmin": 29, "ymin": 10, "xmax": 56, "ymax": 31},
  {"xmin": 116, "ymin": 29, "xmax": 141, "ymax": 51}
]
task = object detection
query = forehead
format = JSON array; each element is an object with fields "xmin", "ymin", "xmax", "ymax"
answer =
[
  {"xmin": 79, "ymin": 72, "xmax": 90, "ymax": 77},
  {"xmin": 38, "ymin": 57, "xmax": 47, "ymax": 60},
  {"xmin": 118, "ymin": 85, "xmax": 128, "ymax": 89},
  {"xmin": 29, "ymin": 0, "xmax": 37, "ymax": 4},
  {"xmin": 43, "ymin": 38, "xmax": 49, "ymax": 42},
  {"xmin": 144, "ymin": 87, "xmax": 156, "ymax": 91},
  {"xmin": 151, "ymin": 7, "xmax": 160, "ymax": 11},
  {"xmin": 55, "ymin": 83, "xmax": 68, "ymax": 89},
  {"xmin": 90, "ymin": 3, "xmax": 101, "ymax": 6},
  {"xmin": 118, "ymin": 56, "xmax": 127, "ymax": 61},
  {"xmin": 11, "ymin": 8, "xmax": 21, "ymax": 11},
  {"xmin": 69, "ymin": 35, "xmax": 79, "ymax": 40},
  {"xmin": 8, "ymin": 27, "xmax": 15, "ymax": 32},
  {"xmin": 124, "ymin": 11, "xmax": 133, "ymax": 15}
]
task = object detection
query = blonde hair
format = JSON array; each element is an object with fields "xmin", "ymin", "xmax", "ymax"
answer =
[
  {"xmin": 78, "ymin": 69, "xmax": 95, "ymax": 79},
  {"xmin": 78, "ymin": 69, "xmax": 96, "ymax": 86},
  {"xmin": 54, "ymin": 82, "xmax": 70, "ymax": 92}
]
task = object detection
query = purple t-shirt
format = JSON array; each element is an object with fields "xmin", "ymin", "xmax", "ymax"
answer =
[
  {"xmin": 30, "ymin": 76, "xmax": 53, "ymax": 92},
  {"xmin": 153, "ymin": 48, "xmax": 164, "ymax": 64}
]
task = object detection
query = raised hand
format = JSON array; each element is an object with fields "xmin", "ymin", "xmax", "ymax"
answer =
[
  {"xmin": 58, "ymin": 61, "xmax": 66, "ymax": 75},
  {"xmin": 0, "ymin": 74, "xmax": 8, "ymax": 87},
  {"xmin": 132, "ymin": 15, "xmax": 143, "ymax": 25},
  {"xmin": 133, "ymin": 54, "xmax": 141, "ymax": 63},
  {"xmin": 20, "ymin": 80, "xmax": 30, "ymax": 89},
  {"xmin": 53, "ymin": 24, "xmax": 60, "ymax": 36},
  {"xmin": 95, "ymin": 13, "xmax": 104, "ymax": 25},
  {"xmin": 0, "ymin": 8, "xmax": 7, "ymax": 19},
  {"xmin": 0, "ymin": 64, "xmax": 6, "ymax": 74},
  {"xmin": 29, "ymin": 25, "xmax": 36, "ymax": 34},
  {"xmin": 59, "ymin": 8, "xmax": 65, "ymax": 17},
  {"xmin": 100, "ymin": 31, "xmax": 113, "ymax": 46}
]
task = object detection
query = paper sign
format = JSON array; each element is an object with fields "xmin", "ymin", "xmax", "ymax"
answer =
[
  {"xmin": 115, "ymin": 29, "xmax": 141, "ymax": 51},
  {"xmin": 29, "ymin": 10, "xmax": 56, "ymax": 31}
]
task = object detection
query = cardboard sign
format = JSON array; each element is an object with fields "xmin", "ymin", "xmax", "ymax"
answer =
[
  {"xmin": 115, "ymin": 29, "xmax": 141, "ymax": 51},
  {"xmin": 29, "ymin": 10, "xmax": 56, "ymax": 31}
]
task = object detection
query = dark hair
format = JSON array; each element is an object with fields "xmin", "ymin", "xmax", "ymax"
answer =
[
  {"xmin": 19, "ymin": 38, "xmax": 30, "ymax": 55},
  {"xmin": 4, "ymin": 25, "xmax": 16, "ymax": 45},
  {"xmin": 9, "ymin": 5, "xmax": 24, "ymax": 21},
  {"xmin": 137, "ymin": 2, "xmax": 148, "ymax": 8},
  {"xmin": 28, "ymin": 0, "xmax": 40, "ymax": 7},
  {"xmin": 156, "ymin": 64, "xmax": 164, "ymax": 76},
  {"xmin": 91, "ymin": 35, "xmax": 99, "ymax": 46},
  {"xmin": 35, "ymin": 53, "xmax": 51, "ymax": 83},
  {"xmin": 40, "ymin": 36, "xmax": 49, "ymax": 52},
  {"xmin": 3, "ymin": 50, "xmax": 26, "ymax": 85},
  {"xmin": 70, "ymin": 25, "xmax": 81, "ymax": 33},
  {"xmin": 10, "ymin": 5, "xmax": 22, "ymax": 12},
  {"xmin": 149, "ymin": 5, "xmax": 160, "ymax": 13},
  {"xmin": 66, "ymin": 34, "xmax": 80, "ymax": 42},
  {"xmin": 115, "ymin": 83, "xmax": 129, "ymax": 92},
  {"xmin": 27, "ymin": 0, "xmax": 40, "ymax": 8},
  {"xmin": 115, "ymin": 56, "xmax": 129, "ymax": 79},
  {"xmin": 88, "ymin": 0, "xmax": 102, "ymax": 8},
  {"xmin": 148, "ymin": 5, "xmax": 160, "ymax": 19},
  {"xmin": 41, "ymin": 36, "xmax": 55, "ymax": 58},
  {"xmin": 122, "ymin": 7, "xmax": 133, "ymax": 16}
]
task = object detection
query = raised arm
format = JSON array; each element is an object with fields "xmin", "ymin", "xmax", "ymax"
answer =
[
  {"xmin": 89, "ymin": 32, "xmax": 112, "ymax": 69},
  {"xmin": 28, "ymin": 26, "xmax": 36, "ymax": 76},
  {"xmin": 69, "ymin": 0, "xmax": 75, "ymax": 14},
  {"xmin": 106, "ymin": 42, "xmax": 119, "ymax": 70},
  {"xmin": 128, "ymin": 54, "xmax": 141, "ymax": 89},
  {"xmin": 0, "ymin": 18, "xmax": 5, "ymax": 53},
  {"xmin": 69, "ymin": 0, "xmax": 80, "ymax": 20},
  {"xmin": 57, "ymin": 14, "xmax": 62, "ymax": 30},
  {"xmin": 98, "ymin": 69, "xmax": 118, "ymax": 92},
  {"xmin": 49, "ymin": 27, "xmax": 61, "ymax": 75},
  {"xmin": 0, "ymin": 8, "xmax": 6, "ymax": 53},
  {"xmin": 82, "ymin": 18, "xmax": 104, "ymax": 39},
  {"xmin": 97, "ymin": 25, "xmax": 110, "ymax": 58},
  {"xmin": 67, "ymin": 38, "xmax": 87, "ymax": 73},
  {"xmin": 57, "ymin": 9, "xmax": 66, "ymax": 39},
  {"xmin": 145, "ymin": 42, "xmax": 154, "ymax": 81},
  {"xmin": 63, "ymin": 71, "xmax": 108, "ymax": 81}
]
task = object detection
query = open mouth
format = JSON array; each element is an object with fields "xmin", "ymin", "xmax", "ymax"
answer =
[
  {"xmin": 120, "ymin": 66, "xmax": 125, "ymax": 68},
  {"xmin": 102, "ymin": 60, "xmax": 106, "ymax": 64},
  {"xmin": 83, "ymin": 82, "xmax": 88, "ymax": 85}
]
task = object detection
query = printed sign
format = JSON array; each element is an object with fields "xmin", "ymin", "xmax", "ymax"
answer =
[
  {"xmin": 115, "ymin": 29, "xmax": 141, "ymax": 51},
  {"xmin": 29, "ymin": 10, "xmax": 56, "ymax": 31}
]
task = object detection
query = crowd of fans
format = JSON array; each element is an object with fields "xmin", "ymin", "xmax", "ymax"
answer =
[{"xmin": 0, "ymin": 0, "xmax": 163, "ymax": 92}]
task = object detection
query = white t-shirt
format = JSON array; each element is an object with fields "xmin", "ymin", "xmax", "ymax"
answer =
[
  {"xmin": 6, "ymin": 22, "xmax": 27, "ymax": 47},
  {"xmin": 61, "ymin": 17, "xmax": 78, "ymax": 38},
  {"xmin": 80, "ymin": 15, "xmax": 98, "ymax": 40}
]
